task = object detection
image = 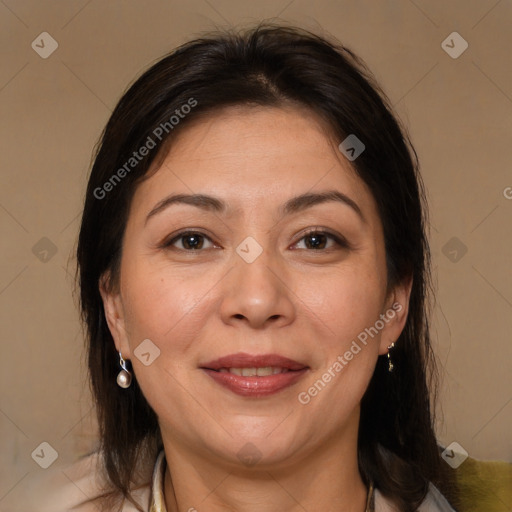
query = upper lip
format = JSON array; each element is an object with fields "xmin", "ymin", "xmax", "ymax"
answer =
[{"xmin": 200, "ymin": 352, "xmax": 308, "ymax": 371}]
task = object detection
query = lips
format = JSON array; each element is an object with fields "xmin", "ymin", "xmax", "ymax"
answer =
[
  {"xmin": 200, "ymin": 352, "xmax": 309, "ymax": 397},
  {"xmin": 201, "ymin": 353, "xmax": 307, "ymax": 371}
]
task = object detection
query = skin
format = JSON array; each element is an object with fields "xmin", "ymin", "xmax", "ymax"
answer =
[{"xmin": 101, "ymin": 104, "xmax": 412, "ymax": 512}]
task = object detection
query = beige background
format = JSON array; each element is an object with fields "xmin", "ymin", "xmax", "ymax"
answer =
[{"xmin": 1, "ymin": 0, "xmax": 511, "ymax": 507}]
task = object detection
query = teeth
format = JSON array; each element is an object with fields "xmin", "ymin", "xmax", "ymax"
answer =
[{"xmin": 221, "ymin": 367, "xmax": 289, "ymax": 376}]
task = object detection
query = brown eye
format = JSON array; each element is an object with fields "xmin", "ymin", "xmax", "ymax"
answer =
[
  {"xmin": 292, "ymin": 229, "xmax": 349, "ymax": 251},
  {"xmin": 164, "ymin": 231, "xmax": 215, "ymax": 251},
  {"xmin": 304, "ymin": 232, "xmax": 329, "ymax": 249}
]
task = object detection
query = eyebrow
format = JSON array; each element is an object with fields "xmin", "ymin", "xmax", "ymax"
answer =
[{"xmin": 145, "ymin": 189, "xmax": 365, "ymax": 226}]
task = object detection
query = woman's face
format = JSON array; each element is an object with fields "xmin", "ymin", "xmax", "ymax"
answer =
[{"xmin": 101, "ymin": 105, "xmax": 411, "ymax": 469}]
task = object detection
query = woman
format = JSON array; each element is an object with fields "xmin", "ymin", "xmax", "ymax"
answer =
[{"xmin": 69, "ymin": 23, "xmax": 460, "ymax": 511}]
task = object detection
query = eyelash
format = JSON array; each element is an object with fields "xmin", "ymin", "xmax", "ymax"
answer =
[{"xmin": 161, "ymin": 227, "xmax": 350, "ymax": 252}]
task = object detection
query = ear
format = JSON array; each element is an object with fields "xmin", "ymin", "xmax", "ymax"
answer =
[
  {"xmin": 99, "ymin": 272, "xmax": 131, "ymax": 358},
  {"xmin": 378, "ymin": 274, "xmax": 413, "ymax": 355}
]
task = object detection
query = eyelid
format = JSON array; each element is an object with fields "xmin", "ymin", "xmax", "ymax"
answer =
[
  {"xmin": 291, "ymin": 226, "xmax": 350, "ymax": 250},
  {"xmin": 160, "ymin": 229, "xmax": 217, "ymax": 250},
  {"xmin": 160, "ymin": 227, "xmax": 350, "ymax": 251}
]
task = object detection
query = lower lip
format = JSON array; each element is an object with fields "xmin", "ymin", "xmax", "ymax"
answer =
[{"xmin": 201, "ymin": 368, "xmax": 308, "ymax": 397}]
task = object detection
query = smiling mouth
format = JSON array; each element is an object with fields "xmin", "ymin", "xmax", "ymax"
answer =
[
  {"xmin": 201, "ymin": 367, "xmax": 309, "ymax": 397},
  {"xmin": 200, "ymin": 352, "xmax": 308, "ymax": 372},
  {"xmin": 199, "ymin": 353, "xmax": 309, "ymax": 397},
  {"xmin": 215, "ymin": 367, "xmax": 295, "ymax": 376}
]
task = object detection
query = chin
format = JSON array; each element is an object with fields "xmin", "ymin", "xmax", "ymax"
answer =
[{"xmin": 210, "ymin": 431, "xmax": 303, "ymax": 470}]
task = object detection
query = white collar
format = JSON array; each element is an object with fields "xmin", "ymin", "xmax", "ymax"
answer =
[{"xmin": 149, "ymin": 450, "xmax": 166, "ymax": 512}]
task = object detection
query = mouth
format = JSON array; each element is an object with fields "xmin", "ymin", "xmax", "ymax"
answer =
[
  {"xmin": 199, "ymin": 352, "xmax": 309, "ymax": 397},
  {"xmin": 216, "ymin": 367, "xmax": 296, "ymax": 376}
]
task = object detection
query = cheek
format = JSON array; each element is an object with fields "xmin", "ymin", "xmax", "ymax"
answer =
[
  {"xmin": 297, "ymin": 261, "xmax": 387, "ymax": 349},
  {"xmin": 119, "ymin": 256, "xmax": 209, "ymax": 352},
  {"xmin": 295, "ymin": 268, "xmax": 385, "ymax": 423},
  {"xmin": 118, "ymin": 257, "xmax": 218, "ymax": 422}
]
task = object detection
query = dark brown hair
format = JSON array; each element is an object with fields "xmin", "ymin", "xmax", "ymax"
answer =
[{"xmin": 76, "ymin": 22, "xmax": 460, "ymax": 512}]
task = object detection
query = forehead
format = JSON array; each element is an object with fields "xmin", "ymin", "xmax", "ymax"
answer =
[
  {"xmin": 158, "ymin": 104, "xmax": 342, "ymax": 172},
  {"xmin": 130, "ymin": 105, "xmax": 377, "ymax": 223}
]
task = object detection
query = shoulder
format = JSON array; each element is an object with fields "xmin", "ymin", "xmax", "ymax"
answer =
[
  {"xmin": 13, "ymin": 451, "xmax": 152, "ymax": 512},
  {"xmin": 374, "ymin": 483, "xmax": 456, "ymax": 512}
]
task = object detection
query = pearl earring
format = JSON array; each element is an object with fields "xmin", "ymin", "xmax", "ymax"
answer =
[{"xmin": 116, "ymin": 351, "xmax": 132, "ymax": 388}]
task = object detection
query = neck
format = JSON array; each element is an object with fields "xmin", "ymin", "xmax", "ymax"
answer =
[{"xmin": 162, "ymin": 424, "xmax": 368, "ymax": 512}]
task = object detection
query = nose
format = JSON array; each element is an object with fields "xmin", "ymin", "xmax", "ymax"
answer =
[{"xmin": 219, "ymin": 250, "xmax": 296, "ymax": 329}]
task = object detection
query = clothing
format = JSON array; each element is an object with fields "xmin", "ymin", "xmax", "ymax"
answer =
[{"xmin": 14, "ymin": 450, "xmax": 457, "ymax": 511}]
